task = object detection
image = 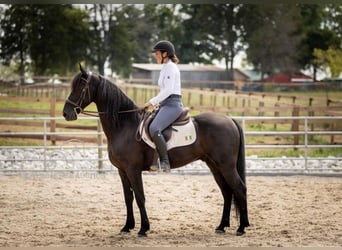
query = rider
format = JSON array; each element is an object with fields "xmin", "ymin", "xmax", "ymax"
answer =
[{"xmin": 142, "ymin": 40, "xmax": 183, "ymax": 172}]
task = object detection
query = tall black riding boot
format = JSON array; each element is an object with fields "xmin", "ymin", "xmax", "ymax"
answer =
[{"xmin": 151, "ymin": 131, "xmax": 171, "ymax": 173}]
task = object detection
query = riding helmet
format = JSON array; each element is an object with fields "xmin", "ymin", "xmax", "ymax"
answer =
[{"xmin": 151, "ymin": 40, "xmax": 175, "ymax": 57}]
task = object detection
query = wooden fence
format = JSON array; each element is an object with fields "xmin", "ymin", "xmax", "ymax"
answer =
[
  {"xmin": 1, "ymin": 80, "xmax": 342, "ymax": 115},
  {"xmin": 1, "ymin": 80, "xmax": 341, "ymax": 146}
]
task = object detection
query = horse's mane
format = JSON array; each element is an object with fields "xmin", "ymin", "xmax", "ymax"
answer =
[
  {"xmin": 96, "ymin": 75, "xmax": 140, "ymax": 127},
  {"xmin": 72, "ymin": 72, "xmax": 140, "ymax": 128}
]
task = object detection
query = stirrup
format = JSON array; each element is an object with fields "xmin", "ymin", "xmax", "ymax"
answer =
[
  {"xmin": 149, "ymin": 159, "xmax": 170, "ymax": 173},
  {"xmin": 160, "ymin": 161, "xmax": 171, "ymax": 173}
]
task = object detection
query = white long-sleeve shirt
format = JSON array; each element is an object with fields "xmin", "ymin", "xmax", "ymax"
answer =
[{"xmin": 149, "ymin": 60, "xmax": 181, "ymax": 106}]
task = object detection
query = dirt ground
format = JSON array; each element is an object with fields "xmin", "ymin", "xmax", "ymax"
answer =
[{"xmin": 0, "ymin": 173, "xmax": 341, "ymax": 247}]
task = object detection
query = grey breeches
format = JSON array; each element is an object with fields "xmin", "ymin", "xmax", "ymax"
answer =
[{"xmin": 149, "ymin": 96, "xmax": 183, "ymax": 136}]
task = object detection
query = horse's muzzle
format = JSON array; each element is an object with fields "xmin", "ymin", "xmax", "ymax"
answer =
[{"xmin": 63, "ymin": 107, "xmax": 78, "ymax": 121}]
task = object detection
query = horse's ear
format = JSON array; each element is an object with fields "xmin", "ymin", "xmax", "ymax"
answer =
[{"xmin": 79, "ymin": 63, "xmax": 86, "ymax": 74}]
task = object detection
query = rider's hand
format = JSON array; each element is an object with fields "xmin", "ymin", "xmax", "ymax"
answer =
[{"xmin": 142, "ymin": 102, "xmax": 152, "ymax": 110}]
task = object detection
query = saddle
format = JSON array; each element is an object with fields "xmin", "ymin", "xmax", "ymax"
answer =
[
  {"xmin": 137, "ymin": 106, "xmax": 196, "ymax": 150},
  {"xmin": 143, "ymin": 107, "xmax": 190, "ymax": 142}
]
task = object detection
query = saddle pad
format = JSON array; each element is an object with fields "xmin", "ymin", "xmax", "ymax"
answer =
[{"xmin": 140, "ymin": 119, "xmax": 197, "ymax": 150}]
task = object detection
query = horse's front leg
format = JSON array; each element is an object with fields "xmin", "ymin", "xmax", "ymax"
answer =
[
  {"xmin": 126, "ymin": 169, "xmax": 150, "ymax": 237},
  {"xmin": 118, "ymin": 169, "xmax": 135, "ymax": 233}
]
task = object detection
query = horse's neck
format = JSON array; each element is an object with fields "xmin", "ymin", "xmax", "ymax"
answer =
[
  {"xmin": 96, "ymin": 103, "xmax": 139, "ymax": 140},
  {"xmin": 98, "ymin": 116, "xmax": 114, "ymax": 140},
  {"xmin": 94, "ymin": 78, "xmax": 139, "ymax": 140}
]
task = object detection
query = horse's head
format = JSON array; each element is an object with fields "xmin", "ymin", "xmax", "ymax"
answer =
[{"xmin": 63, "ymin": 64, "xmax": 95, "ymax": 121}]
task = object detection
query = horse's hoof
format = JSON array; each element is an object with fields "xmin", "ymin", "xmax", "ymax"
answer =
[
  {"xmin": 137, "ymin": 232, "xmax": 147, "ymax": 237},
  {"xmin": 119, "ymin": 230, "xmax": 130, "ymax": 235},
  {"xmin": 215, "ymin": 228, "xmax": 225, "ymax": 234},
  {"xmin": 236, "ymin": 230, "xmax": 245, "ymax": 236},
  {"xmin": 120, "ymin": 228, "xmax": 131, "ymax": 234}
]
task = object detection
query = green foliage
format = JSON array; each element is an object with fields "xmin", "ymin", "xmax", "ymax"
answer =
[
  {"xmin": 0, "ymin": 5, "xmax": 90, "ymax": 77},
  {"xmin": 297, "ymin": 4, "xmax": 341, "ymax": 80},
  {"xmin": 107, "ymin": 5, "xmax": 137, "ymax": 77},
  {"xmin": 241, "ymin": 4, "xmax": 303, "ymax": 77},
  {"xmin": 177, "ymin": 4, "xmax": 246, "ymax": 69},
  {"xmin": 0, "ymin": 5, "xmax": 33, "ymax": 83},
  {"xmin": 313, "ymin": 47, "xmax": 342, "ymax": 77},
  {"xmin": 1, "ymin": 4, "xmax": 342, "ymax": 80}
]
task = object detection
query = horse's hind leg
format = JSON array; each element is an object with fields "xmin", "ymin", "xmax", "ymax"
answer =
[
  {"xmin": 211, "ymin": 171, "xmax": 233, "ymax": 233},
  {"xmin": 222, "ymin": 170, "xmax": 250, "ymax": 235}
]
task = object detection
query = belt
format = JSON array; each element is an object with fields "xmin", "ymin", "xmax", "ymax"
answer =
[
  {"xmin": 160, "ymin": 94, "xmax": 182, "ymax": 106},
  {"xmin": 167, "ymin": 94, "xmax": 182, "ymax": 99}
]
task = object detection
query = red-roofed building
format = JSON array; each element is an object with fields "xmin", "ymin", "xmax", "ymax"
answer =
[{"xmin": 263, "ymin": 72, "xmax": 313, "ymax": 83}]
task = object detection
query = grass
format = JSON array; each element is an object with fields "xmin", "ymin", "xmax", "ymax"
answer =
[
  {"xmin": 247, "ymin": 147, "xmax": 342, "ymax": 158},
  {"xmin": 0, "ymin": 140, "xmax": 40, "ymax": 147}
]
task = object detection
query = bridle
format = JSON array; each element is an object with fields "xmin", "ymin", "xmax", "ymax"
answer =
[
  {"xmin": 66, "ymin": 72, "xmax": 144, "ymax": 117},
  {"xmin": 65, "ymin": 72, "xmax": 104, "ymax": 117}
]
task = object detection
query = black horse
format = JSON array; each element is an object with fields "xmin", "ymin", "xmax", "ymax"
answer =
[{"xmin": 63, "ymin": 66, "xmax": 250, "ymax": 237}]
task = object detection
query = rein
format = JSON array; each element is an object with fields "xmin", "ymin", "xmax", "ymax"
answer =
[{"xmin": 118, "ymin": 108, "xmax": 145, "ymax": 114}]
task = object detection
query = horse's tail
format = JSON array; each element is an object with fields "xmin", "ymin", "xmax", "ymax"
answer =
[
  {"xmin": 233, "ymin": 118, "xmax": 246, "ymax": 184},
  {"xmin": 231, "ymin": 118, "xmax": 247, "ymax": 220}
]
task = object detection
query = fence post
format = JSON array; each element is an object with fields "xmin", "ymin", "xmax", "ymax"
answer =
[
  {"xmin": 258, "ymin": 101, "xmax": 264, "ymax": 116},
  {"xmin": 213, "ymin": 94, "xmax": 217, "ymax": 108},
  {"xmin": 308, "ymin": 98, "xmax": 314, "ymax": 141},
  {"xmin": 304, "ymin": 117, "xmax": 308, "ymax": 171},
  {"xmin": 274, "ymin": 103, "xmax": 279, "ymax": 130},
  {"xmin": 187, "ymin": 92, "xmax": 191, "ymax": 106},
  {"xmin": 144, "ymin": 88, "xmax": 148, "ymax": 101},
  {"xmin": 200, "ymin": 93, "xmax": 203, "ymax": 106},
  {"xmin": 292, "ymin": 106, "xmax": 300, "ymax": 145},
  {"xmin": 43, "ymin": 119, "xmax": 47, "ymax": 171},
  {"xmin": 330, "ymin": 121, "xmax": 335, "ymax": 144},
  {"xmin": 133, "ymin": 87, "xmax": 137, "ymax": 101},
  {"xmin": 248, "ymin": 93, "xmax": 251, "ymax": 107},
  {"xmin": 50, "ymin": 87, "xmax": 56, "ymax": 145},
  {"xmin": 97, "ymin": 119, "xmax": 103, "ymax": 172}
]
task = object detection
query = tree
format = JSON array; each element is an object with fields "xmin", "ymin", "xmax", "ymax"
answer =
[
  {"xmin": 0, "ymin": 5, "xmax": 34, "ymax": 83},
  {"xmin": 107, "ymin": 5, "xmax": 136, "ymax": 77},
  {"xmin": 240, "ymin": 4, "xmax": 303, "ymax": 79},
  {"xmin": 61, "ymin": 7, "xmax": 91, "ymax": 75},
  {"xmin": 178, "ymin": 4, "xmax": 218, "ymax": 64},
  {"xmin": 125, "ymin": 4, "xmax": 153, "ymax": 63},
  {"xmin": 85, "ymin": 4, "xmax": 137, "ymax": 77},
  {"xmin": 297, "ymin": 4, "xmax": 341, "ymax": 81},
  {"xmin": 324, "ymin": 4, "xmax": 342, "ymax": 38},
  {"xmin": 1, "ymin": 5, "xmax": 90, "ymax": 77},
  {"xmin": 30, "ymin": 5, "xmax": 91, "ymax": 75},
  {"xmin": 202, "ymin": 4, "xmax": 245, "ymax": 70},
  {"xmin": 145, "ymin": 4, "xmax": 184, "ymax": 63},
  {"xmin": 314, "ymin": 47, "xmax": 342, "ymax": 78},
  {"xmin": 179, "ymin": 4, "xmax": 245, "ymax": 69},
  {"xmin": 84, "ymin": 4, "xmax": 113, "ymax": 75}
]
